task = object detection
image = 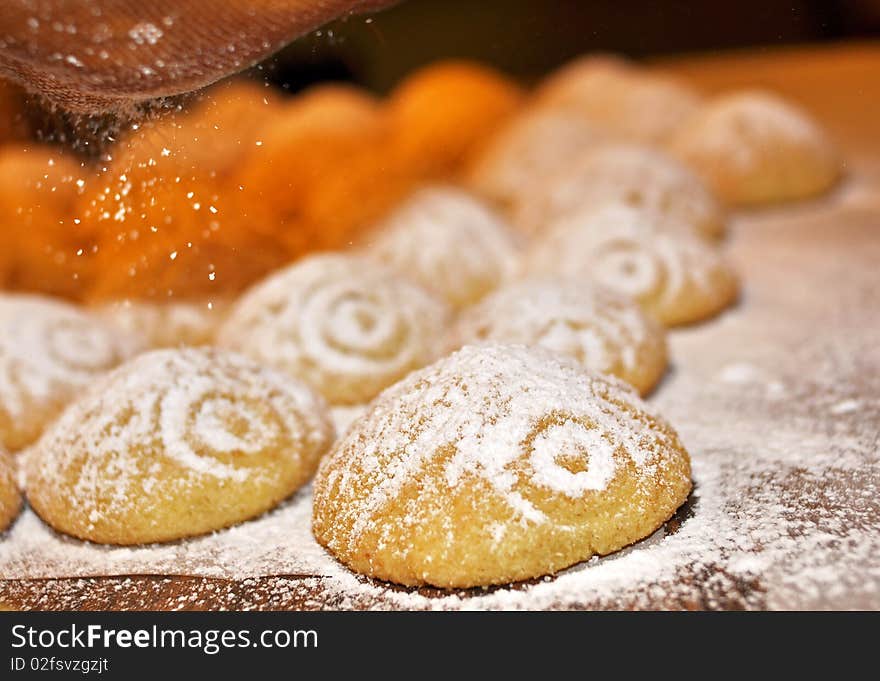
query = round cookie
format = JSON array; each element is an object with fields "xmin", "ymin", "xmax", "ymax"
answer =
[
  {"xmin": 313, "ymin": 344, "xmax": 692, "ymax": 588},
  {"xmin": 524, "ymin": 205, "xmax": 739, "ymax": 326},
  {"xmin": 668, "ymin": 90, "xmax": 841, "ymax": 205},
  {"xmin": 218, "ymin": 254, "xmax": 451, "ymax": 405},
  {"xmin": 26, "ymin": 348, "xmax": 334, "ymax": 545},
  {"xmin": 0, "ymin": 294, "xmax": 136, "ymax": 451},
  {"xmin": 512, "ymin": 143, "xmax": 725, "ymax": 239},
  {"xmin": 0, "ymin": 450, "xmax": 22, "ymax": 533},
  {"xmin": 94, "ymin": 299, "xmax": 229, "ymax": 348},
  {"xmin": 452, "ymin": 277, "xmax": 667, "ymax": 396},
  {"xmin": 534, "ymin": 56, "xmax": 701, "ymax": 144},
  {"xmin": 387, "ymin": 60, "xmax": 524, "ymax": 175},
  {"xmin": 364, "ymin": 185, "xmax": 519, "ymax": 308},
  {"xmin": 467, "ymin": 109, "xmax": 608, "ymax": 211}
]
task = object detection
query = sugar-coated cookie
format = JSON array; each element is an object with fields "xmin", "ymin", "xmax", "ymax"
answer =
[
  {"xmin": 534, "ymin": 56, "xmax": 701, "ymax": 144},
  {"xmin": 218, "ymin": 254, "xmax": 451, "ymax": 405},
  {"xmin": 452, "ymin": 278, "xmax": 667, "ymax": 395},
  {"xmin": 512, "ymin": 143, "xmax": 725, "ymax": 239},
  {"xmin": 26, "ymin": 348, "xmax": 333, "ymax": 545},
  {"xmin": 0, "ymin": 450, "xmax": 21, "ymax": 532},
  {"xmin": 668, "ymin": 90, "xmax": 841, "ymax": 205},
  {"xmin": 313, "ymin": 344, "xmax": 692, "ymax": 588},
  {"xmin": 524, "ymin": 205, "xmax": 739, "ymax": 326},
  {"xmin": 0, "ymin": 294, "xmax": 136, "ymax": 451},
  {"xmin": 467, "ymin": 109, "xmax": 608, "ymax": 210},
  {"xmin": 94, "ymin": 299, "xmax": 229, "ymax": 348},
  {"xmin": 364, "ymin": 186, "xmax": 519, "ymax": 308}
]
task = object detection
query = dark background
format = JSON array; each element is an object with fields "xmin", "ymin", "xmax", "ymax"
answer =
[{"xmin": 261, "ymin": 0, "xmax": 880, "ymax": 92}]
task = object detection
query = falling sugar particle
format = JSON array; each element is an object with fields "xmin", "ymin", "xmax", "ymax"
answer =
[
  {"xmin": 128, "ymin": 22, "xmax": 164, "ymax": 46},
  {"xmin": 830, "ymin": 399, "xmax": 862, "ymax": 415},
  {"xmin": 169, "ymin": 251, "xmax": 178, "ymax": 261}
]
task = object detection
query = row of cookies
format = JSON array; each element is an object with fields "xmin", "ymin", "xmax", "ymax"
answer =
[
  {"xmin": 0, "ymin": 175, "xmax": 714, "ymax": 590},
  {"xmin": 0, "ymin": 54, "xmax": 840, "ymax": 307},
  {"xmin": 0, "ymin": 55, "xmax": 843, "ymax": 588}
]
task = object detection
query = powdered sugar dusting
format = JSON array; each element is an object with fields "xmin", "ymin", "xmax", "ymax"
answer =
[
  {"xmin": 217, "ymin": 254, "xmax": 450, "ymax": 405},
  {"xmin": 513, "ymin": 144, "xmax": 724, "ymax": 239},
  {"xmin": 0, "ymin": 187, "xmax": 878, "ymax": 610},
  {"xmin": 24, "ymin": 348, "xmax": 333, "ymax": 527},
  {"xmin": 529, "ymin": 421, "xmax": 617, "ymax": 496},
  {"xmin": 524, "ymin": 204, "xmax": 736, "ymax": 317},
  {"xmin": 318, "ymin": 344, "xmax": 685, "ymax": 545},
  {"xmin": 672, "ymin": 91, "xmax": 832, "ymax": 173},
  {"xmin": 364, "ymin": 185, "xmax": 520, "ymax": 308},
  {"xmin": 452, "ymin": 277, "xmax": 664, "ymax": 386},
  {"xmin": 0, "ymin": 295, "xmax": 137, "ymax": 452}
]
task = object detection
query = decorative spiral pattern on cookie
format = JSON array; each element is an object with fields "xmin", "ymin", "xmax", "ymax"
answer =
[
  {"xmin": 668, "ymin": 90, "xmax": 842, "ymax": 205},
  {"xmin": 0, "ymin": 450, "xmax": 22, "ymax": 532},
  {"xmin": 512, "ymin": 143, "xmax": 725, "ymax": 239},
  {"xmin": 218, "ymin": 254, "xmax": 451, "ymax": 405},
  {"xmin": 534, "ymin": 56, "xmax": 702, "ymax": 144},
  {"xmin": 451, "ymin": 277, "xmax": 667, "ymax": 395},
  {"xmin": 25, "ymin": 348, "xmax": 334, "ymax": 545},
  {"xmin": 94, "ymin": 299, "xmax": 229, "ymax": 348},
  {"xmin": 0, "ymin": 294, "xmax": 136, "ymax": 451},
  {"xmin": 467, "ymin": 109, "xmax": 609, "ymax": 210},
  {"xmin": 524, "ymin": 205, "xmax": 739, "ymax": 326},
  {"xmin": 364, "ymin": 186, "xmax": 519, "ymax": 308},
  {"xmin": 313, "ymin": 344, "xmax": 692, "ymax": 588}
]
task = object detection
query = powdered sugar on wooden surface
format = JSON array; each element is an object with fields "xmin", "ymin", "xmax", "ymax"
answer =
[{"xmin": 1, "ymin": 196, "xmax": 878, "ymax": 610}]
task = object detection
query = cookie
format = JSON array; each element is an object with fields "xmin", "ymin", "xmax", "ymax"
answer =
[
  {"xmin": 218, "ymin": 254, "xmax": 451, "ymax": 405},
  {"xmin": 524, "ymin": 204, "xmax": 739, "ymax": 326},
  {"xmin": 0, "ymin": 144, "xmax": 95, "ymax": 299},
  {"xmin": 387, "ymin": 60, "xmax": 524, "ymax": 175},
  {"xmin": 94, "ymin": 299, "xmax": 229, "ymax": 348},
  {"xmin": 364, "ymin": 185, "xmax": 519, "ymax": 308},
  {"xmin": 668, "ymin": 90, "xmax": 841, "ymax": 205},
  {"xmin": 313, "ymin": 344, "xmax": 692, "ymax": 588},
  {"xmin": 512, "ymin": 143, "xmax": 725, "ymax": 239},
  {"xmin": 467, "ymin": 109, "xmax": 608, "ymax": 211},
  {"xmin": 0, "ymin": 294, "xmax": 136, "ymax": 451},
  {"xmin": 452, "ymin": 277, "xmax": 667, "ymax": 395},
  {"xmin": 26, "ymin": 348, "xmax": 333, "ymax": 545},
  {"xmin": 0, "ymin": 450, "xmax": 21, "ymax": 533},
  {"xmin": 534, "ymin": 56, "xmax": 701, "ymax": 144}
]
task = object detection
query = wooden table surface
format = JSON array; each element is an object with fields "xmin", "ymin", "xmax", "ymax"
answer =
[{"xmin": 1, "ymin": 41, "xmax": 878, "ymax": 610}]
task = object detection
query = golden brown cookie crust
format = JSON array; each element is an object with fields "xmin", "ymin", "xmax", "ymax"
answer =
[
  {"xmin": 364, "ymin": 185, "xmax": 519, "ymax": 309},
  {"xmin": 218, "ymin": 254, "xmax": 451, "ymax": 405},
  {"xmin": 669, "ymin": 90, "xmax": 842, "ymax": 206},
  {"xmin": 0, "ymin": 294, "xmax": 136, "ymax": 452},
  {"xmin": 0, "ymin": 450, "xmax": 21, "ymax": 533},
  {"xmin": 451, "ymin": 277, "xmax": 668, "ymax": 396},
  {"xmin": 26, "ymin": 348, "xmax": 333, "ymax": 545},
  {"xmin": 511, "ymin": 143, "xmax": 726, "ymax": 240},
  {"xmin": 313, "ymin": 344, "xmax": 692, "ymax": 588},
  {"xmin": 524, "ymin": 204, "xmax": 739, "ymax": 326}
]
